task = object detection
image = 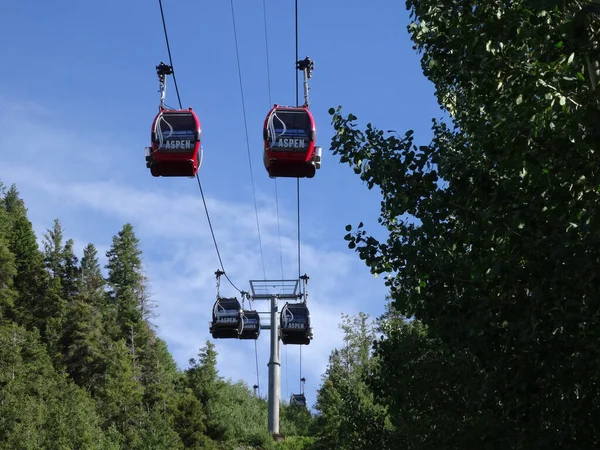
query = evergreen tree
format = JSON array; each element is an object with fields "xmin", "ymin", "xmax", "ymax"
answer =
[
  {"xmin": 62, "ymin": 298, "xmax": 107, "ymax": 391},
  {"xmin": 39, "ymin": 220, "xmax": 72, "ymax": 361},
  {"xmin": 3, "ymin": 184, "xmax": 27, "ymax": 219},
  {"xmin": 137, "ymin": 405, "xmax": 184, "ymax": 449},
  {"xmin": 6, "ymin": 206, "xmax": 47, "ymax": 330},
  {"xmin": 62, "ymin": 238, "xmax": 80, "ymax": 299},
  {"xmin": 105, "ymin": 223, "xmax": 145, "ymax": 337},
  {"xmin": 80, "ymin": 242, "xmax": 105, "ymax": 300},
  {"xmin": 0, "ymin": 193, "xmax": 17, "ymax": 317},
  {"xmin": 134, "ymin": 272, "xmax": 158, "ymax": 326},
  {"xmin": 55, "ymin": 241, "xmax": 108, "ymax": 390},
  {"xmin": 173, "ymin": 384, "xmax": 210, "ymax": 448},
  {"xmin": 95, "ymin": 339, "xmax": 145, "ymax": 447},
  {"xmin": 280, "ymin": 402, "xmax": 313, "ymax": 437},
  {"xmin": 314, "ymin": 313, "xmax": 392, "ymax": 450},
  {"xmin": 186, "ymin": 341, "xmax": 221, "ymax": 405},
  {"xmin": 140, "ymin": 336, "xmax": 179, "ymax": 411},
  {"xmin": 0, "ymin": 322, "xmax": 119, "ymax": 449},
  {"xmin": 43, "ymin": 218, "xmax": 64, "ymax": 278}
]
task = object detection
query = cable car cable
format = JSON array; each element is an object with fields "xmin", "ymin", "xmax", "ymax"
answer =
[
  {"xmin": 158, "ymin": 0, "xmax": 182, "ymax": 110},
  {"xmin": 275, "ymin": 182, "xmax": 285, "ymax": 279},
  {"xmin": 254, "ymin": 340, "xmax": 261, "ymax": 397},
  {"xmin": 295, "ymin": 0, "xmax": 305, "ymax": 389},
  {"xmin": 294, "ymin": 0, "xmax": 302, "ymax": 280},
  {"xmin": 295, "ymin": 0, "xmax": 299, "ymax": 107},
  {"xmin": 196, "ymin": 175, "xmax": 241, "ymax": 292},
  {"xmin": 300, "ymin": 346, "xmax": 302, "ymax": 392},
  {"xmin": 285, "ymin": 345, "xmax": 289, "ymax": 400},
  {"xmin": 263, "ymin": 0, "xmax": 273, "ymax": 106},
  {"xmin": 230, "ymin": 0, "xmax": 267, "ymax": 280},
  {"xmin": 157, "ymin": 0, "xmax": 241, "ymax": 293},
  {"xmin": 262, "ymin": 0, "xmax": 285, "ymax": 280},
  {"xmin": 297, "ymin": 180, "xmax": 301, "ymax": 280}
]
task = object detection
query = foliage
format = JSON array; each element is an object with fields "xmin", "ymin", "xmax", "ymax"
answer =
[
  {"xmin": 276, "ymin": 436, "xmax": 315, "ymax": 450},
  {"xmin": 372, "ymin": 307, "xmax": 487, "ymax": 449},
  {"xmin": 329, "ymin": 1, "xmax": 600, "ymax": 448},
  {"xmin": 313, "ymin": 313, "xmax": 392, "ymax": 449},
  {"xmin": 0, "ymin": 322, "xmax": 119, "ymax": 449}
]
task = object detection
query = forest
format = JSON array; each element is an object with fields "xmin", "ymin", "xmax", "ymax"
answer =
[
  {"xmin": 0, "ymin": 182, "xmax": 315, "ymax": 449},
  {"xmin": 3, "ymin": 0, "xmax": 600, "ymax": 448},
  {"xmin": 0, "ymin": 182, "xmax": 403, "ymax": 449}
]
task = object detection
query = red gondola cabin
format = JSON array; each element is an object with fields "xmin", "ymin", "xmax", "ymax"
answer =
[
  {"xmin": 263, "ymin": 105, "xmax": 321, "ymax": 178},
  {"xmin": 146, "ymin": 107, "xmax": 202, "ymax": 177}
]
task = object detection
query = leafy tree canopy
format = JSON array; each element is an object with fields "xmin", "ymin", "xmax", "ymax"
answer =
[{"xmin": 329, "ymin": 1, "xmax": 600, "ymax": 447}]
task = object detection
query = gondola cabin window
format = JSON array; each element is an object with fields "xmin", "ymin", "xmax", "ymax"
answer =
[
  {"xmin": 240, "ymin": 310, "xmax": 260, "ymax": 340},
  {"xmin": 282, "ymin": 308, "xmax": 307, "ymax": 329},
  {"xmin": 244, "ymin": 319, "xmax": 258, "ymax": 329},
  {"xmin": 267, "ymin": 109, "xmax": 312, "ymax": 152},
  {"xmin": 290, "ymin": 394, "xmax": 307, "ymax": 407},
  {"xmin": 153, "ymin": 112, "xmax": 199, "ymax": 153}
]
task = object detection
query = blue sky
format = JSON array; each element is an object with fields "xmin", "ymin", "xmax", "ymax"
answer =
[{"xmin": 0, "ymin": 0, "xmax": 440, "ymax": 409}]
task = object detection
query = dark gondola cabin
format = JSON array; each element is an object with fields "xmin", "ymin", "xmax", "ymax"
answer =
[
  {"xmin": 239, "ymin": 310, "xmax": 261, "ymax": 340},
  {"xmin": 280, "ymin": 302, "xmax": 312, "ymax": 345},
  {"xmin": 290, "ymin": 394, "xmax": 307, "ymax": 407},
  {"xmin": 263, "ymin": 105, "xmax": 321, "ymax": 178},
  {"xmin": 147, "ymin": 107, "xmax": 202, "ymax": 177},
  {"xmin": 210, "ymin": 297, "xmax": 242, "ymax": 339}
]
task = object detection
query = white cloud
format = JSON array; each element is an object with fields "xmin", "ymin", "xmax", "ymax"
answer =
[{"xmin": 0, "ymin": 98, "xmax": 389, "ymax": 411}]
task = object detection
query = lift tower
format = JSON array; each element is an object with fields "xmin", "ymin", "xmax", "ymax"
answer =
[{"xmin": 248, "ymin": 277, "xmax": 311, "ymax": 436}]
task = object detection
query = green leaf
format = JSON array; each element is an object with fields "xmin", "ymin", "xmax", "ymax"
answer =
[
  {"xmin": 345, "ymin": 224, "xmax": 352, "ymax": 232},
  {"xmin": 516, "ymin": 94, "xmax": 523, "ymax": 105}
]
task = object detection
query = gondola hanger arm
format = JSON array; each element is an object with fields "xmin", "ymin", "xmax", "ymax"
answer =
[
  {"xmin": 215, "ymin": 269, "xmax": 226, "ymax": 297},
  {"xmin": 156, "ymin": 62, "xmax": 174, "ymax": 109},
  {"xmin": 296, "ymin": 57, "xmax": 314, "ymax": 108}
]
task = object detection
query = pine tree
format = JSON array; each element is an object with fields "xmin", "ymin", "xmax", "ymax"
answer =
[
  {"xmin": 173, "ymin": 384, "xmax": 210, "ymax": 448},
  {"xmin": 61, "ymin": 238, "xmax": 80, "ymax": 299},
  {"xmin": 138, "ymin": 405, "xmax": 184, "ymax": 449},
  {"xmin": 6, "ymin": 209, "xmax": 47, "ymax": 330},
  {"xmin": 3, "ymin": 184, "xmax": 27, "ymax": 219},
  {"xmin": 105, "ymin": 224, "xmax": 144, "ymax": 335},
  {"xmin": 0, "ymin": 192, "xmax": 17, "ymax": 317},
  {"xmin": 314, "ymin": 313, "xmax": 392, "ymax": 449},
  {"xmin": 136, "ymin": 273, "xmax": 158, "ymax": 324},
  {"xmin": 140, "ymin": 336, "xmax": 178, "ymax": 410},
  {"xmin": 80, "ymin": 243, "xmax": 105, "ymax": 299},
  {"xmin": 0, "ymin": 322, "xmax": 119, "ymax": 449},
  {"xmin": 38, "ymin": 220, "xmax": 72, "ymax": 361},
  {"xmin": 0, "ymin": 182, "xmax": 10, "ymax": 239},
  {"xmin": 61, "ymin": 298, "xmax": 107, "ymax": 391},
  {"xmin": 95, "ymin": 339, "xmax": 145, "ymax": 446},
  {"xmin": 43, "ymin": 218, "xmax": 64, "ymax": 278},
  {"xmin": 41, "ymin": 221, "xmax": 80, "ymax": 302},
  {"xmin": 186, "ymin": 341, "xmax": 221, "ymax": 405}
]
